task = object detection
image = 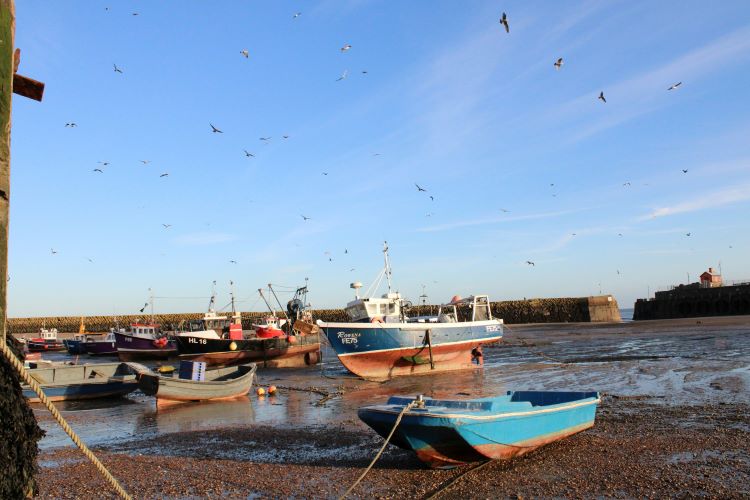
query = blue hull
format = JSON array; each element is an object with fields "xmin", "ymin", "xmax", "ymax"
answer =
[
  {"xmin": 358, "ymin": 391, "xmax": 600, "ymax": 467},
  {"xmin": 63, "ymin": 339, "xmax": 87, "ymax": 354},
  {"xmin": 319, "ymin": 321, "xmax": 503, "ymax": 379}
]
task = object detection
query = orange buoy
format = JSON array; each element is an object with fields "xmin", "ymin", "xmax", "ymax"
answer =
[
  {"xmin": 450, "ymin": 295, "xmax": 462, "ymax": 304},
  {"xmin": 268, "ymin": 385, "xmax": 277, "ymax": 395},
  {"xmin": 256, "ymin": 387, "xmax": 266, "ymax": 396}
]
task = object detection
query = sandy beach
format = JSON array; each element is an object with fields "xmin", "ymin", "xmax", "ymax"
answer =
[{"xmin": 32, "ymin": 316, "xmax": 750, "ymax": 498}]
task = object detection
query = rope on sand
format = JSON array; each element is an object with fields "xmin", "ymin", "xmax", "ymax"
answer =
[
  {"xmin": 426, "ymin": 460, "xmax": 493, "ymax": 499},
  {"xmin": 339, "ymin": 401, "xmax": 417, "ymax": 499},
  {"xmin": 0, "ymin": 340, "xmax": 132, "ymax": 500}
]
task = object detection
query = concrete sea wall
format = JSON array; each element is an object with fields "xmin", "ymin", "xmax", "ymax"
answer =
[
  {"xmin": 9, "ymin": 295, "xmax": 622, "ymax": 334},
  {"xmin": 633, "ymin": 284, "xmax": 750, "ymax": 320}
]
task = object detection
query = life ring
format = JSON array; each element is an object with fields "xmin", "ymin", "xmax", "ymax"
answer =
[{"xmin": 370, "ymin": 316, "xmax": 384, "ymax": 324}]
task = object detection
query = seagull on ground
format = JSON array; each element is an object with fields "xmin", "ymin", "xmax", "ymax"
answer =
[
  {"xmin": 499, "ymin": 12, "xmax": 509, "ymax": 33},
  {"xmin": 667, "ymin": 82, "xmax": 682, "ymax": 91},
  {"xmin": 598, "ymin": 91, "xmax": 606, "ymax": 103},
  {"xmin": 210, "ymin": 123, "xmax": 223, "ymax": 133},
  {"xmin": 554, "ymin": 57, "xmax": 564, "ymax": 70}
]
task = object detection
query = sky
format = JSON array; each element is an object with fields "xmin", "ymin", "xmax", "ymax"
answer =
[{"xmin": 7, "ymin": 1, "xmax": 750, "ymax": 317}]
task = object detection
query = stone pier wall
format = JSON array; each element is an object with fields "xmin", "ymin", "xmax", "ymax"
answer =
[
  {"xmin": 633, "ymin": 284, "xmax": 750, "ymax": 320},
  {"xmin": 9, "ymin": 295, "xmax": 622, "ymax": 334}
]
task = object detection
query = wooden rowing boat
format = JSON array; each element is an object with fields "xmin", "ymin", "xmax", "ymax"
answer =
[
  {"xmin": 22, "ymin": 363, "xmax": 139, "ymax": 402},
  {"xmin": 136, "ymin": 363, "xmax": 257, "ymax": 407}
]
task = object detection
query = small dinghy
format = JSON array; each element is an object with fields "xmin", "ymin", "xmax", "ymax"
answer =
[
  {"xmin": 23, "ymin": 363, "xmax": 139, "ymax": 402},
  {"xmin": 136, "ymin": 363, "xmax": 257, "ymax": 407},
  {"xmin": 358, "ymin": 391, "xmax": 600, "ymax": 468}
]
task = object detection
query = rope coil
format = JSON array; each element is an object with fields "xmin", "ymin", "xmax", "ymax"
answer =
[{"xmin": 0, "ymin": 340, "xmax": 132, "ymax": 499}]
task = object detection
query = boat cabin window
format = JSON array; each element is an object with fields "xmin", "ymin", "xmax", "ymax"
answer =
[
  {"xmin": 472, "ymin": 296, "xmax": 492, "ymax": 321},
  {"xmin": 345, "ymin": 303, "xmax": 368, "ymax": 321}
]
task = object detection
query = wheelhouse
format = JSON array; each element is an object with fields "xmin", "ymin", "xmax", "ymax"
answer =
[{"xmin": 437, "ymin": 295, "xmax": 493, "ymax": 323}]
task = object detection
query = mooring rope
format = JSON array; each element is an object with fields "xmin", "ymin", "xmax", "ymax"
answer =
[
  {"xmin": 339, "ymin": 400, "xmax": 417, "ymax": 499},
  {"xmin": 426, "ymin": 459, "xmax": 493, "ymax": 499},
  {"xmin": 0, "ymin": 340, "xmax": 132, "ymax": 500}
]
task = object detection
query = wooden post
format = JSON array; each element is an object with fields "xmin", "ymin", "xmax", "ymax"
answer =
[{"xmin": 0, "ymin": 0, "xmax": 14, "ymax": 343}]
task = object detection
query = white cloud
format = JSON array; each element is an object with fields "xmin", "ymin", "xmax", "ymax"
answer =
[{"xmin": 642, "ymin": 183, "xmax": 750, "ymax": 220}]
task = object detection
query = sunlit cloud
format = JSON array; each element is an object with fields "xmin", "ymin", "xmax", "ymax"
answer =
[{"xmin": 641, "ymin": 183, "xmax": 750, "ymax": 220}]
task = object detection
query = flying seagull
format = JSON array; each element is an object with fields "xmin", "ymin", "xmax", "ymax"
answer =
[
  {"xmin": 240, "ymin": 49, "xmax": 249, "ymax": 58},
  {"xmin": 340, "ymin": 44, "xmax": 352, "ymax": 52},
  {"xmin": 526, "ymin": 260, "xmax": 535, "ymax": 266},
  {"xmin": 87, "ymin": 258, "xmax": 94, "ymax": 263},
  {"xmin": 301, "ymin": 215, "xmax": 311, "ymax": 221},
  {"xmin": 500, "ymin": 208, "xmax": 510, "ymax": 213},
  {"xmin": 210, "ymin": 123, "xmax": 223, "ymax": 133},
  {"xmin": 160, "ymin": 173, "xmax": 169, "ymax": 178},
  {"xmin": 282, "ymin": 135, "xmax": 289, "ymax": 139},
  {"xmin": 98, "ymin": 161, "xmax": 110, "ymax": 166},
  {"xmin": 259, "ymin": 137, "xmax": 271, "ymax": 142},
  {"xmin": 554, "ymin": 57, "xmax": 564, "ymax": 70},
  {"xmin": 499, "ymin": 12, "xmax": 509, "ymax": 33},
  {"xmin": 113, "ymin": 63, "xmax": 123, "ymax": 73},
  {"xmin": 243, "ymin": 150, "xmax": 255, "ymax": 157},
  {"xmin": 623, "ymin": 182, "xmax": 631, "ymax": 187},
  {"xmin": 65, "ymin": 123, "xmax": 77, "ymax": 127},
  {"xmin": 598, "ymin": 91, "xmax": 606, "ymax": 103},
  {"xmin": 229, "ymin": 260, "xmax": 237, "ymax": 264},
  {"xmin": 93, "ymin": 168, "xmax": 103, "ymax": 173},
  {"xmin": 682, "ymin": 169, "xmax": 688, "ymax": 173},
  {"xmin": 686, "ymin": 232, "xmax": 691, "ymax": 237},
  {"xmin": 50, "ymin": 248, "xmax": 57, "ymax": 255},
  {"xmin": 293, "ymin": 12, "xmax": 301, "ymax": 19},
  {"xmin": 667, "ymin": 82, "xmax": 682, "ymax": 91},
  {"xmin": 162, "ymin": 224, "xmax": 171, "ymax": 229},
  {"xmin": 139, "ymin": 302, "xmax": 148, "ymax": 313},
  {"xmin": 336, "ymin": 69, "xmax": 349, "ymax": 81},
  {"xmin": 429, "ymin": 195, "xmax": 434, "ymax": 201},
  {"xmin": 415, "ymin": 183, "xmax": 427, "ymax": 192},
  {"xmin": 140, "ymin": 160, "xmax": 151, "ymax": 164},
  {"xmin": 322, "ymin": 172, "xmax": 328, "ymax": 176}
]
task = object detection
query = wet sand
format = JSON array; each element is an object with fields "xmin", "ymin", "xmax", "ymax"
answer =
[{"xmin": 33, "ymin": 316, "xmax": 750, "ymax": 498}]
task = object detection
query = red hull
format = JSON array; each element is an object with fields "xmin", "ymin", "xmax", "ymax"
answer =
[
  {"xmin": 179, "ymin": 343, "xmax": 320, "ymax": 368},
  {"xmin": 337, "ymin": 338, "xmax": 499, "ymax": 381}
]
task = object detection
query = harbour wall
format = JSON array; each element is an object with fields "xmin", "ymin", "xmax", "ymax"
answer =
[
  {"xmin": 8, "ymin": 295, "xmax": 622, "ymax": 334},
  {"xmin": 633, "ymin": 284, "xmax": 750, "ymax": 320}
]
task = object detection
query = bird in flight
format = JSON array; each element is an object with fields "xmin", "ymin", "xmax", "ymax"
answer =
[
  {"xmin": 50, "ymin": 248, "xmax": 57, "ymax": 255},
  {"xmin": 160, "ymin": 173, "xmax": 169, "ymax": 178},
  {"xmin": 526, "ymin": 260, "xmax": 535, "ymax": 266},
  {"xmin": 618, "ymin": 233, "xmax": 623, "ymax": 237},
  {"xmin": 87, "ymin": 258, "xmax": 94, "ymax": 263},
  {"xmin": 429, "ymin": 195, "xmax": 434, "ymax": 201},
  {"xmin": 301, "ymin": 215, "xmax": 311, "ymax": 221},
  {"xmin": 293, "ymin": 12, "xmax": 301, "ymax": 19},
  {"xmin": 372, "ymin": 153, "xmax": 381, "ymax": 157},
  {"xmin": 667, "ymin": 82, "xmax": 682, "ymax": 91},
  {"xmin": 139, "ymin": 302, "xmax": 148, "ymax": 313},
  {"xmin": 336, "ymin": 69, "xmax": 349, "ymax": 82},
  {"xmin": 259, "ymin": 137, "xmax": 271, "ymax": 142},
  {"xmin": 162, "ymin": 224, "xmax": 171, "ymax": 229},
  {"xmin": 598, "ymin": 91, "xmax": 606, "ymax": 103},
  {"xmin": 686, "ymin": 232, "xmax": 691, "ymax": 237},
  {"xmin": 341, "ymin": 44, "xmax": 352, "ymax": 52},
  {"xmin": 240, "ymin": 49, "xmax": 249, "ymax": 58},
  {"xmin": 243, "ymin": 150, "xmax": 254, "ymax": 158},
  {"xmin": 344, "ymin": 249, "xmax": 348, "ymax": 254},
  {"xmin": 113, "ymin": 63, "xmax": 123, "ymax": 73},
  {"xmin": 500, "ymin": 208, "xmax": 510, "ymax": 213},
  {"xmin": 229, "ymin": 260, "xmax": 237, "ymax": 264},
  {"xmin": 623, "ymin": 182, "xmax": 631, "ymax": 187},
  {"xmin": 210, "ymin": 123, "xmax": 223, "ymax": 133},
  {"xmin": 350, "ymin": 268, "xmax": 356, "ymax": 272},
  {"xmin": 681, "ymin": 169, "xmax": 688, "ymax": 173},
  {"xmin": 617, "ymin": 270, "xmax": 621, "ymax": 275},
  {"xmin": 140, "ymin": 160, "xmax": 151, "ymax": 165},
  {"xmin": 361, "ymin": 70, "xmax": 368, "ymax": 74},
  {"xmin": 322, "ymin": 172, "xmax": 328, "ymax": 176},
  {"xmin": 93, "ymin": 168, "xmax": 103, "ymax": 173},
  {"xmin": 98, "ymin": 161, "xmax": 110, "ymax": 166},
  {"xmin": 415, "ymin": 183, "xmax": 427, "ymax": 192},
  {"xmin": 282, "ymin": 135, "xmax": 289, "ymax": 139},
  {"xmin": 65, "ymin": 123, "xmax": 77, "ymax": 127},
  {"xmin": 554, "ymin": 58, "xmax": 564, "ymax": 70},
  {"xmin": 499, "ymin": 12, "xmax": 509, "ymax": 33},
  {"xmin": 572, "ymin": 233, "xmax": 577, "ymax": 236}
]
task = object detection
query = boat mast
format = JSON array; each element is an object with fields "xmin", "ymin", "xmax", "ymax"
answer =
[
  {"xmin": 208, "ymin": 280, "xmax": 217, "ymax": 312},
  {"xmin": 383, "ymin": 241, "xmax": 393, "ymax": 294},
  {"xmin": 229, "ymin": 280, "xmax": 236, "ymax": 314},
  {"xmin": 268, "ymin": 284, "xmax": 291, "ymax": 324},
  {"xmin": 258, "ymin": 288, "xmax": 275, "ymax": 315},
  {"xmin": 149, "ymin": 287, "xmax": 155, "ymax": 324}
]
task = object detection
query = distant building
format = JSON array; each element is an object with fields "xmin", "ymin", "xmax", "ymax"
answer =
[{"xmin": 700, "ymin": 267, "xmax": 722, "ymax": 288}]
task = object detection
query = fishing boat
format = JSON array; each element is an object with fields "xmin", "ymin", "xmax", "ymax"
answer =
[
  {"xmin": 22, "ymin": 363, "xmax": 139, "ymax": 402},
  {"xmin": 317, "ymin": 242, "xmax": 504, "ymax": 380},
  {"xmin": 26, "ymin": 328, "xmax": 66, "ymax": 352},
  {"xmin": 83, "ymin": 331, "xmax": 118, "ymax": 356},
  {"xmin": 175, "ymin": 282, "xmax": 321, "ymax": 368},
  {"xmin": 63, "ymin": 318, "xmax": 90, "ymax": 354},
  {"xmin": 358, "ymin": 391, "xmax": 601, "ymax": 468},
  {"xmin": 136, "ymin": 363, "xmax": 257, "ymax": 407},
  {"xmin": 114, "ymin": 323, "xmax": 176, "ymax": 361}
]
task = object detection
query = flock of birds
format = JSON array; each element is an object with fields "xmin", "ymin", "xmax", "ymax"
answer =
[{"xmin": 42, "ymin": 6, "xmax": 726, "ymax": 303}]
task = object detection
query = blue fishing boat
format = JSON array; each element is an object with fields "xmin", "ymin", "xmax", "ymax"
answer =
[
  {"xmin": 63, "ymin": 334, "xmax": 89, "ymax": 354},
  {"xmin": 358, "ymin": 391, "xmax": 600, "ymax": 468},
  {"xmin": 22, "ymin": 362, "xmax": 139, "ymax": 402},
  {"xmin": 317, "ymin": 242, "xmax": 503, "ymax": 380}
]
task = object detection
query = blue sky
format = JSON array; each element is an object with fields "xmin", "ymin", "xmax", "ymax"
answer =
[{"xmin": 8, "ymin": 1, "xmax": 750, "ymax": 317}]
